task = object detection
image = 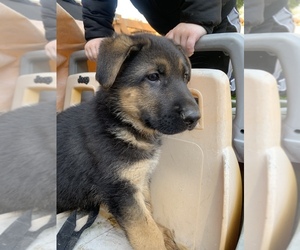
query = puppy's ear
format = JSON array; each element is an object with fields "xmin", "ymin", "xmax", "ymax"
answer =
[{"xmin": 96, "ymin": 35, "xmax": 150, "ymax": 89}]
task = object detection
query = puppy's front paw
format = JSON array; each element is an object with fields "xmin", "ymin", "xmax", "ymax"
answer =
[{"xmin": 158, "ymin": 224, "xmax": 188, "ymax": 250}]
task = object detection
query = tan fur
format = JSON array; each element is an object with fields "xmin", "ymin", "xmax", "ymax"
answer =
[
  {"xmin": 119, "ymin": 87, "xmax": 142, "ymax": 121},
  {"xmin": 118, "ymin": 158, "xmax": 166, "ymax": 250},
  {"xmin": 96, "ymin": 35, "xmax": 151, "ymax": 88},
  {"xmin": 123, "ymin": 191, "xmax": 166, "ymax": 250},
  {"xmin": 109, "ymin": 127, "xmax": 156, "ymax": 151},
  {"xmin": 93, "ymin": 34, "xmax": 194, "ymax": 250},
  {"xmin": 152, "ymin": 58, "xmax": 171, "ymax": 76},
  {"xmin": 118, "ymin": 156, "xmax": 188, "ymax": 250},
  {"xmin": 119, "ymin": 156, "xmax": 160, "ymax": 192},
  {"xmin": 119, "ymin": 87, "xmax": 159, "ymax": 137}
]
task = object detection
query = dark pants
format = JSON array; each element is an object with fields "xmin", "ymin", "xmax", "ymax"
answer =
[{"xmin": 190, "ymin": 51, "xmax": 231, "ymax": 73}]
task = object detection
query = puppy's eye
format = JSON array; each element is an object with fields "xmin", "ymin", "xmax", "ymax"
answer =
[
  {"xmin": 184, "ymin": 73, "xmax": 189, "ymax": 82},
  {"xmin": 147, "ymin": 73, "xmax": 160, "ymax": 82}
]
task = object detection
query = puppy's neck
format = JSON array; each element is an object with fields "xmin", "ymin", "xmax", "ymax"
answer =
[
  {"xmin": 107, "ymin": 125, "xmax": 161, "ymax": 152},
  {"xmin": 94, "ymin": 91, "xmax": 162, "ymax": 148}
]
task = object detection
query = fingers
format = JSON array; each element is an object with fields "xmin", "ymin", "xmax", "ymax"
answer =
[
  {"xmin": 45, "ymin": 40, "xmax": 57, "ymax": 61},
  {"xmin": 165, "ymin": 23, "xmax": 207, "ymax": 57},
  {"xmin": 185, "ymin": 36, "xmax": 196, "ymax": 56},
  {"xmin": 166, "ymin": 30, "xmax": 194, "ymax": 56},
  {"xmin": 84, "ymin": 38, "xmax": 104, "ymax": 61}
]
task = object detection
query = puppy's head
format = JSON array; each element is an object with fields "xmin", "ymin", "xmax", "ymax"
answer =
[{"xmin": 96, "ymin": 34, "xmax": 200, "ymax": 135}]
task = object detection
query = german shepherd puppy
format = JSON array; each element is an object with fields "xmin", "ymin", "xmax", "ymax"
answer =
[{"xmin": 57, "ymin": 34, "xmax": 200, "ymax": 250}]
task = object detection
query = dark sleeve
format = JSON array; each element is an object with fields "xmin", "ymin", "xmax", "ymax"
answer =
[
  {"xmin": 57, "ymin": 0, "xmax": 83, "ymax": 21},
  {"xmin": 82, "ymin": 0, "xmax": 117, "ymax": 41},
  {"xmin": 244, "ymin": 0, "xmax": 264, "ymax": 32},
  {"xmin": 244, "ymin": 0, "xmax": 289, "ymax": 33},
  {"xmin": 180, "ymin": 0, "xmax": 223, "ymax": 34},
  {"xmin": 40, "ymin": 0, "xmax": 56, "ymax": 41}
]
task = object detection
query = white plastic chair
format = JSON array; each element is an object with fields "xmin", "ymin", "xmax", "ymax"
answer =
[
  {"xmin": 60, "ymin": 69, "xmax": 242, "ymax": 250},
  {"xmin": 63, "ymin": 73, "xmax": 99, "ymax": 110},
  {"xmin": 151, "ymin": 69, "xmax": 242, "ymax": 250},
  {"xmin": 195, "ymin": 33, "xmax": 244, "ymax": 162},
  {"xmin": 245, "ymin": 33, "xmax": 300, "ymax": 163},
  {"xmin": 11, "ymin": 72, "xmax": 56, "ymax": 110},
  {"xmin": 244, "ymin": 69, "xmax": 297, "ymax": 250}
]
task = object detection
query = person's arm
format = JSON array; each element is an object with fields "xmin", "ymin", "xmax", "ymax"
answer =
[
  {"xmin": 166, "ymin": 23, "xmax": 207, "ymax": 57},
  {"xmin": 82, "ymin": 0, "xmax": 117, "ymax": 40},
  {"xmin": 244, "ymin": 0, "xmax": 265, "ymax": 33},
  {"xmin": 82, "ymin": 0, "xmax": 117, "ymax": 61},
  {"xmin": 166, "ymin": 0, "xmax": 223, "ymax": 56},
  {"xmin": 180, "ymin": 0, "xmax": 223, "ymax": 34},
  {"xmin": 41, "ymin": 0, "xmax": 56, "ymax": 42},
  {"xmin": 41, "ymin": 0, "xmax": 56, "ymax": 60}
]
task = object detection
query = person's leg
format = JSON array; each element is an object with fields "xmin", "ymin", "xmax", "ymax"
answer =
[{"xmin": 189, "ymin": 51, "xmax": 230, "ymax": 73}]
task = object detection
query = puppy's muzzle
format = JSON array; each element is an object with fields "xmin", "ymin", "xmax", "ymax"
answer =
[{"xmin": 180, "ymin": 109, "xmax": 200, "ymax": 130}]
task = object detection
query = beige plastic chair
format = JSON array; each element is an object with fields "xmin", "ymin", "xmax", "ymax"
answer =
[
  {"xmin": 195, "ymin": 33, "xmax": 244, "ymax": 162},
  {"xmin": 244, "ymin": 69, "xmax": 297, "ymax": 250},
  {"xmin": 0, "ymin": 3, "xmax": 46, "ymax": 112},
  {"xmin": 245, "ymin": 33, "xmax": 300, "ymax": 163},
  {"xmin": 11, "ymin": 72, "xmax": 56, "ymax": 110},
  {"xmin": 151, "ymin": 69, "xmax": 242, "ymax": 250},
  {"xmin": 56, "ymin": 3, "xmax": 85, "ymax": 112},
  {"xmin": 60, "ymin": 69, "xmax": 241, "ymax": 249},
  {"xmin": 63, "ymin": 73, "xmax": 99, "ymax": 110}
]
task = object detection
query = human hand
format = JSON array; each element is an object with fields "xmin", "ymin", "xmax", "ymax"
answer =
[
  {"xmin": 84, "ymin": 37, "xmax": 105, "ymax": 61},
  {"xmin": 45, "ymin": 40, "xmax": 57, "ymax": 61},
  {"xmin": 166, "ymin": 23, "xmax": 207, "ymax": 56}
]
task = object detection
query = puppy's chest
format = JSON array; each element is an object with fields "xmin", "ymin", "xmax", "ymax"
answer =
[{"xmin": 118, "ymin": 150, "xmax": 161, "ymax": 190}]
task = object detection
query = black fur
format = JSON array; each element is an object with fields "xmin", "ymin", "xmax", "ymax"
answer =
[
  {"xmin": 0, "ymin": 102, "xmax": 56, "ymax": 213},
  {"xmin": 57, "ymin": 34, "xmax": 200, "ymax": 223},
  {"xmin": 57, "ymin": 99, "xmax": 159, "ymax": 213}
]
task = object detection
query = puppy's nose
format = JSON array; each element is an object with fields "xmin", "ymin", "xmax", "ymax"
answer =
[{"xmin": 180, "ymin": 109, "xmax": 200, "ymax": 128}]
